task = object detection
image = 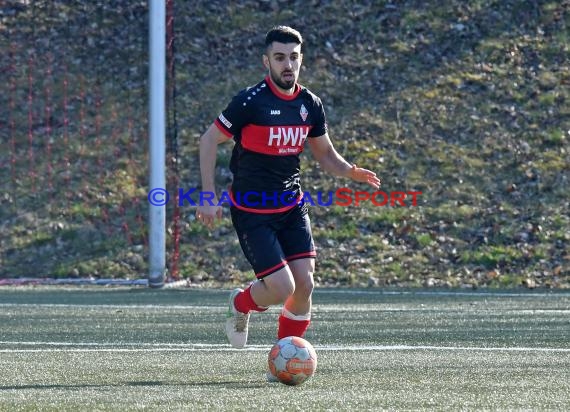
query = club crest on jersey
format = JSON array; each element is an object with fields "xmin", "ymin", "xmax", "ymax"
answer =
[{"xmin": 300, "ymin": 104, "xmax": 308, "ymax": 122}]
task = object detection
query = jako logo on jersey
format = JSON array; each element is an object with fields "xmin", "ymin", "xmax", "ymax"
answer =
[
  {"xmin": 270, "ymin": 109, "xmax": 281, "ymax": 115},
  {"xmin": 218, "ymin": 113, "xmax": 232, "ymax": 129},
  {"xmin": 300, "ymin": 104, "xmax": 308, "ymax": 121},
  {"xmin": 268, "ymin": 126, "xmax": 310, "ymax": 149}
]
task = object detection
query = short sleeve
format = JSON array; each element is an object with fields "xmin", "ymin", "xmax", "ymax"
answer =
[
  {"xmin": 214, "ymin": 90, "xmax": 251, "ymax": 138},
  {"xmin": 308, "ymin": 96, "xmax": 328, "ymax": 137}
]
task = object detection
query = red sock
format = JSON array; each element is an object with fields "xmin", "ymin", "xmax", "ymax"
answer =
[
  {"xmin": 277, "ymin": 314, "xmax": 311, "ymax": 339},
  {"xmin": 234, "ymin": 285, "xmax": 268, "ymax": 314}
]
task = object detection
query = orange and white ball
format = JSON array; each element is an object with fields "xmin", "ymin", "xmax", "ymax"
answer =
[{"xmin": 268, "ymin": 336, "xmax": 317, "ymax": 386}]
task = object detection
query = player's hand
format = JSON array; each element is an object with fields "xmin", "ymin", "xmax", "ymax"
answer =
[
  {"xmin": 350, "ymin": 165, "xmax": 382, "ymax": 189},
  {"xmin": 195, "ymin": 202, "xmax": 222, "ymax": 229}
]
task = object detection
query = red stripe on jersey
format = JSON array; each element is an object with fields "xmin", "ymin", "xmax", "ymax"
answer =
[
  {"xmin": 265, "ymin": 75, "xmax": 301, "ymax": 101},
  {"xmin": 214, "ymin": 118, "xmax": 233, "ymax": 138},
  {"xmin": 241, "ymin": 124, "xmax": 312, "ymax": 156}
]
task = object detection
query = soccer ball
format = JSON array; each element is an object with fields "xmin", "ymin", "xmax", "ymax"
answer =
[{"xmin": 268, "ymin": 336, "xmax": 317, "ymax": 386}]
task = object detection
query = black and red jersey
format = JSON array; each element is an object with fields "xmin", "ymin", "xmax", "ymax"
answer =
[{"xmin": 214, "ymin": 76, "xmax": 328, "ymax": 212}]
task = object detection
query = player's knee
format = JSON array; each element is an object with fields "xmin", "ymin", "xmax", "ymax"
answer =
[
  {"xmin": 277, "ymin": 278, "xmax": 296, "ymax": 302},
  {"xmin": 296, "ymin": 274, "xmax": 314, "ymax": 299},
  {"xmin": 265, "ymin": 270, "xmax": 296, "ymax": 302},
  {"xmin": 290, "ymin": 259, "xmax": 315, "ymax": 299},
  {"xmin": 270, "ymin": 284, "xmax": 294, "ymax": 304}
]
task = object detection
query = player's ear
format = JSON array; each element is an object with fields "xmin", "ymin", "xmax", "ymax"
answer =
[{"xmin": 262, "ymin": 54, "xmax": 269, "ymax": 70}]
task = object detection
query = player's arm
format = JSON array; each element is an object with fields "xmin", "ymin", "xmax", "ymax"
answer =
[
  {"xmin": 196, "ymin": 123, "xmax": 231, "ymax": 228},
  {"xmin": 308, "ymin": 133, "xmax": 381, "ymax": 189}
]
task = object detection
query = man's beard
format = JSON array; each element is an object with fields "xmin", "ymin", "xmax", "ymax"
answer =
[{"xmin": 270, "ymin": 67, "xmax": 296, "ymax": 90}]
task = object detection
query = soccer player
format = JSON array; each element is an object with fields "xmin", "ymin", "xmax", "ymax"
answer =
[{"xmin": 196, "ymin": 25, "xmax": 380, "ymax": 356}]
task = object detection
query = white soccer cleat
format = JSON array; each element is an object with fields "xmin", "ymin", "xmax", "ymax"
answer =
[{"xmin": 225, "ymin": 288, "xmax": 250, "ymax": 349}]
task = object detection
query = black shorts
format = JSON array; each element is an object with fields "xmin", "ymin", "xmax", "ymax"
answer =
[{"xmin": 230, "ymin": 204, "xmax": 316, "ymax": 279}]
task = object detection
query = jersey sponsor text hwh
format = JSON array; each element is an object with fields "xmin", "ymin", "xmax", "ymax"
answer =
[{"xmin": 268, "ymin": 126, "xmax": 310, "ymax": 147}]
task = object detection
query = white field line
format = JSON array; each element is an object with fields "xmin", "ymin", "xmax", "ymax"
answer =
[
  {"xmin": 316, "ymin": 290, "xmax": 570, "ymax": 298},
  {"xmin": 0, "ymin": 303, "xmax": 226, "ymax": 310},
  {"xmin": 0, "ymin": 342, "xmax": 569, "ymax": 353},
  {"xmin": 0, "ymin": 303, "xmax": 569, "ymax": 315}
]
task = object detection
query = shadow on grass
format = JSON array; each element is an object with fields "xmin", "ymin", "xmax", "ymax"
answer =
[
  {"xmin": 0, "ymin": 380, "xmax": 267, "ymax": 391},
  {"xmin": 126, "ymin": 380, "xmax": 266, "ymax": 388}
]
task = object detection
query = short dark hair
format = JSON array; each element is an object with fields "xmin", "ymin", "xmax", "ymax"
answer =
[{"xmin": 265, "ymin": 26, "xmax": 303, "ymax": 49}]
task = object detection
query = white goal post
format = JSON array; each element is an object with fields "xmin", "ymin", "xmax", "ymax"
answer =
[{"xmin": 148, "ymin": 0, "xmax": 166, "ymax": 288}]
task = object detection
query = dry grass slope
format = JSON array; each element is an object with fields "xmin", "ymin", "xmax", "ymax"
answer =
[{"xmin": 0, "ymin": 0, "xmax": 568, "ymax": 288}]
